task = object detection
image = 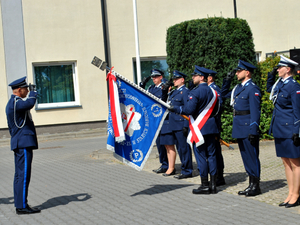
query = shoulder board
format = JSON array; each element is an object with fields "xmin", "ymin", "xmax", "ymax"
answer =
[{"xmin": 193, "ymin": 85, "xmax": 199, "ymax": 90}]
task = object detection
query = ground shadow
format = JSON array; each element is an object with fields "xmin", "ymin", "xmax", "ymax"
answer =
[
  {"xmin": 131, "ymin": 184, "xmax": 193, "ymax": 196},
  {"xmin": 0, "ymin": 196, "xmax": 14, "ymax": 205},
  {"xmin": 36, "ymin": 193, "xmax": 91, "ymax": 210},
  {"xmin": 260, "ymin": 179, "xmax": 287, "ymax": 194}
]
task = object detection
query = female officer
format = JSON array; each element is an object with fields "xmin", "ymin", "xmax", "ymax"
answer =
[{"xmin": 267, "ymin": 55, "xmax": 300, "ymax": 208}]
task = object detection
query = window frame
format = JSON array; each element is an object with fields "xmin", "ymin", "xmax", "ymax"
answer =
[
  {"xmin": 32, "ymin": 61, "xmax": 81, "ymax": 110},
  {"xmin": 132, "ymin": 56, "xmax": 170, "ymax": 89}
]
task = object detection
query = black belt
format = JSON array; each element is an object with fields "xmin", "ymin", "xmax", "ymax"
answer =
[{"xmin": 233, "ymin": 109, "xmax": 250, "ymax": 116}]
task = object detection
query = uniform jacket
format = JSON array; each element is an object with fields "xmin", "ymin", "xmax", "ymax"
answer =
[
  {"xmin": 6, "ymin": 91, "xmax": 38, "ymax": 150},
  {"xmin": 174, "ymin": 83, "xmax": 219, "ymax": 135},
  {"xmin": 161, "ymin": 85, "xmax": 189, "ymax": 134},
  {"xmin": 148, "ymin": 83, "xmax": 161, "ymax": 97},
  {"xmin": 221, "ymin": 78, "xmax": 261, "ymax": 138},
  {"xmin": 267, "ymin": 75, "xmax": 300, "ymax": 138},
  {"xmin": 209, "ymin": 82, "xmax": 222, "ymax": 133}
]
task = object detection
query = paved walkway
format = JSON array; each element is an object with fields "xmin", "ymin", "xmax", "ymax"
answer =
[{"xmin": 0, "ymin": 131, "xmax": 300, "ymax": 224}]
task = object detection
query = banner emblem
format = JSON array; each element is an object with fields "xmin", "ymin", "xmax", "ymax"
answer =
[
  {"xmin": 129, "ymin": 149, "xmax": 143, "ymax": 162},
  {"xmin": 151, "ymin": 104, "xmax": 163, "ymax": 117}
]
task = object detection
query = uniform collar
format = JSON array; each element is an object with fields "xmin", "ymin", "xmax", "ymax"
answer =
[
  {"xmin": 208, "ymin": 82, "xmax": 215, "ymax": 87},
  {"xmin": 281, "ymin": 75, "xmax": 292, "ymax": 82},
  {"xmin": 176, "ymin": 84, "xmax": 184, "ymax": 90},
  {"xmin": 156, "ymin": 83, "xmax": 163, "ymax": 88},
  {"xmin": 241, "ymin": 78, "xmax": 251, "ymax": 86}
]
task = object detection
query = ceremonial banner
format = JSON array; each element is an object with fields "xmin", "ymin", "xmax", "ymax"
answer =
[{"xmin": 106, "ymin": 69, "xmax": 169, "ymax": 171}]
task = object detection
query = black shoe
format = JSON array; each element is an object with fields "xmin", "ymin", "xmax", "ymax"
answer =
[
  {"xmin": 216, "ymin": 170, "xmax": 226, "ymax": 186},
  {"xmin": 16, "ymin": 205, "xmax": 41, "ymax": 215},
  {"xmin": 162, "ymin": 169, "xmax": 176, "ymax": 176},
  {"xmin": 192, "ymin": 177, "xmax": 210, "ymax": 194},
  {"xmin": 279, "ymin": 202, "xmax": 288, "ymax": 207},
  {"xmin": 192, "ymin": 185, "xmax": 210, "ymax": 194},
  {"xmin": 245, "ymin": 177, "xmax": 261, "ymax": 197},
  {"xmin": 285, "ymin": 200, "xmax": 300, "ymax": 208},
  {"xmin": 152, "ymin": 167, "xmax": 167, "ymax": 174},
  {"xmin": 174, "ymin": 173, "xmax": 192, "ymax": 179},
  {"xmin": 216, "ymin": 177, "xmax": 226, "ymax": 186},
  {"xmin": 238, "ymin": 186, "xmax": 252, "ymax": 195},
  {"xmin": 238, "ymin": 176, "xmax": 253, "ymax": 195},
  {"xmin": 285, "ymin": 197, "xmax": 300, "ymax": 208},
  {"xmin": 210, "ymin": 174, "xmax": 217, "ymax": 194}
]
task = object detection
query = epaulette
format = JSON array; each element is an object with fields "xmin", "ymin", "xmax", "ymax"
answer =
[{"xmin": 192, "ymin": 85, "xmax": 199, "ymax": 90}]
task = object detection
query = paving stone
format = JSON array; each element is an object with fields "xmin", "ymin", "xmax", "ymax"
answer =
[{"xmin": 0, "ymin": 134, "xmax": 300, "ymax": 224}]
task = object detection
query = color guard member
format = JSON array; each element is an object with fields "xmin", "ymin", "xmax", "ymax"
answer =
[
  {"xmin": 221, "ymin": 60, "xmax": 262, "ymax": 196},
  {"xmin": 267, "ymin": 55, "xmax": 300, "ymax": 208},
  {"xmin": 6, "ymin": 77, "xmax": 41, "ymax": 214}
]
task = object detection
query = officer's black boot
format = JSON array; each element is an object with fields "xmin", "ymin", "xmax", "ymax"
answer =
[
  {"xmin": 245, "ymin": 177, "xmax": 261, "ymax": 197},
  {"xmin": 238, "ymin": 176, "xmax": 253, "ymax": 195},
  {"xmin": 192, "ymin": 177, "xmax": 210, "ymax": 194},
  {"xmin": 216, "ymin": 169, "xmax": 226, "ymax": 186},
  {"xmin": 210, "ymin": 174, "xmax": 217, "ymax": 194}
]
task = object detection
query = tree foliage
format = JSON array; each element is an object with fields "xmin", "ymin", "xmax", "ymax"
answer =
[{"xmin": 166, "ymin": 17, "xmax": 259, "ymax": 142}]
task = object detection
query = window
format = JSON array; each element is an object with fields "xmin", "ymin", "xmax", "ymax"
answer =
[
  {"xmin": 33, "ymin": 62, "xmax": 80, "ymax": 109},
  {"xmin": 133, "ymin": 57, "xmax": 169, "ymax": 89},
  {"xmin": 255, "ymin": 51, "xmax": 261, "ymax": 62}
]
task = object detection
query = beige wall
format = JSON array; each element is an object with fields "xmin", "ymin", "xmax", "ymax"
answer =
[
  {"xmin": 106, "ymin": 0, "xmax": 234, "ymax": 81},
  {"xmin": 1, "ymin": 0, "xmax": 300, "ymax": 129},
  {"xmin": 106, "ymin": 0, "xmax": 300, "ymax": 83},
  {"xmin": 0, "ymin": 6, "xmax": 8, "ymax": 128},
  {"xmin": 21, "ymin": 0, "xmax": 108, "ymax": 126},
  {"xmin": 237, "ymin": 0, "xmax": 300, "ymax": 56}
]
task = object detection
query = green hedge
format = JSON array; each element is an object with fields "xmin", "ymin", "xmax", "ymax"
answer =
[{"xmin": 166, "ymin": 17, "xmax": 260, "ymax": 142}]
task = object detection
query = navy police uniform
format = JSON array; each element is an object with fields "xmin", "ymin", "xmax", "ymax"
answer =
[
  {"xmin": 208, "ymin": 74, "xmax": 225, "ymax": 186},
  {"xmin": 5, "ymin": 77, "xmax": 40, "ymax": 214},
  {"xmin": 221, "ymin": 60, "xmax": 261, "ymax": 196},
  {"xmin": 146, "ymin": 69, "xmax": 169, "ymax": 173},
  {"xmin": 160, "ymin": 70, "xmax": 193, "ymax": 177},
  {"xmin": 267, "ymin": 55, "xmax": 300, "ymax": 158},
  {"xmin": 173, "ymin": 66, "xmax": 220, "ymax": 194}
]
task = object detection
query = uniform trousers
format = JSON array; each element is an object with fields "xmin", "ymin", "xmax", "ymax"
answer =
[
  {"xmin": 193, "ymin": 134, "xmax": 217, "ymax": 177},
  {"xmin": 156, "ymin": 135, "xmax": 168, "ymax": 169},
  {"xmin": 14, "ymin": 148, "xmax": 33, "ymax": 209},
  {"xmin": 215, "ymin": 137, "xmax": 224, "ymax": 171},
  {"xmin": 237, "ymin": 138, "xmax": 260, "ymax": 178}
]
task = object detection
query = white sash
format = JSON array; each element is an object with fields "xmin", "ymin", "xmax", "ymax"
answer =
[{"xmin": 187, "ymin": 87, "xmax": 218, "ymax": 148}]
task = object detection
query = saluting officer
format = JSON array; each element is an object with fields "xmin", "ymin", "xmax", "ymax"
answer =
[
  {"xmin": 267, "ymin": 55, "xmax": 300, "ymax": 208},
  {"xmin": 143, "ymin": 69, "xmax": 169, "ymax": 174},
  {"xmin": 6, "ymin": 77, "xmax": 41, "ymax": 214},
  {"xmin": 221, "ymin": 60, "xmax": 261, "ymax": 197},
  {"xmin": 207, "ymin": 70, "xmax": 226, "ymax": 186},
  {"xmin": 160, "ymin": 70, "xmax": 193, "ymax": 178},
  {"xmin": 170, "ymin": 66, "xmax": 220, "ymax": 194}
]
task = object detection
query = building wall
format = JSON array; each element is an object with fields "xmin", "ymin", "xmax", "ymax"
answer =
[
  {"xmin": 236, "ymin": 0, "xmax": 300, "ymax": 57},
  {"xmin": 1, "ymin": 0, "xmax": 300, "ymax": 129},
  {"xmin": 106, "ymin": 0, "xmax": 300, "ymax": 80},
  {"xmin": 0, "ymin": 7, "xmax": 8, "ymax": 128},
  {"xmin": 1, "ymin": 0, "xmax": 108, "ymax": 128}
]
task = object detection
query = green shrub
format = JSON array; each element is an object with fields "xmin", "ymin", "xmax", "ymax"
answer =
[
  {"xmin": 166, "ymin": 17, "xmax": 257, "ymax": 142},
  {"xmin": 256, "ymin": 56, "xmax": 279, "ymax": 140}
]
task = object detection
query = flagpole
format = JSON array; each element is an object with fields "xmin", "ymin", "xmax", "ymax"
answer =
[
  {"xmin": 132, "ymin": 0, "xmax": 142, "ymax": 84},
  {"xmin": 91, "ymin": 56, "xmax": 233, "ymax": 149}
]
